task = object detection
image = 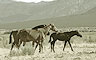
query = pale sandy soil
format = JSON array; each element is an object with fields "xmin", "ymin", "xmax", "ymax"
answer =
[
  {"xmin": 0, "ymin": 29, "xmax": 96, "ymax": 60},
  {"xmin": 0, "ymin": 43, "xmax": 96, "ymax": 60}
]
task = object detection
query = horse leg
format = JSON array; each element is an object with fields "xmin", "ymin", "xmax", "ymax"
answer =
[
  {"xmin": 34, "ymin": 43, "xmax": 42, "ymax": 53},
  {"xmin": 53, "ymin": 41, "xmax": 56, "ymax": 53},
  {"xmin": 34, "ymin": 40, "xmax": 42, "ymax": 52},
  {"xmin": 41, "ymin": 43, "xmax": 43, "ymax": 51},
  {"xmin": 32, "ymin": 41, "xmax": 35, "ymax": 47},
  {"xmin": 63, "ymin": 41, "xmax": 67, "ymax": 51},
  {"xmin": 40, "ymin": 40, "xmax": 44, "ymax": 52},
  {"xmin": 40, "ymin": 43, "xmax": 43, "ymax": 52},
  {"xmin": 51, "ymin": 42, "xmax": 53, "ymax": 52},
  {"xmin": 50, "ymin": 38, "xmax": 54, "ymax": 52},
  {"xmin": 18, "ymin": 40, "xmax": 22, "ymax": 49},
  {"xmin": 34, "ymin": 40, "xmax": 40, "ymax": 51},
  {"xmin": 68, "ymin": 40, "xmax": 74, "ymax": 51},
  {"xmin": 39, "ymin": 41, "xmax": 43, "ymax": 53},
  {"xmin": 39, "ymin": 44, "xmax": 41, "ymax": 53},
  {"xmin": 35, "ymin": 43, "xmax": 39, "ymax": 50},
  {"xmin": 11, "ymin": 42, "xmax": 15, "ymax": 50},
  {"xmin": 51, "ymin": 40, "xmax": 56, "ymax": 52}
]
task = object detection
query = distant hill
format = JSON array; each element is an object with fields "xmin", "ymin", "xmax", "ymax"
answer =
[
  {"xmin": 0, "ymin": 7, "xmax": 96, "ymax": 29},
  {"xmin": 0, "ymin": 0, "xmax": 96, "ymax": 23}
]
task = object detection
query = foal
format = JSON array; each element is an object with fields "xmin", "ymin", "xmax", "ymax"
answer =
[{"xmin": 49, "ymin": 30, "xmax": 82, "ymax": 52}]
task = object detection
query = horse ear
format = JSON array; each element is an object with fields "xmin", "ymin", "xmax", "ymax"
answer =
[
  {"xmin": 75, "ymin": 30, "xmax": 79, "ymax": 33},
  {"xmin": 44, "ymin": 25, "xmax": 46, "ymax": 26},
  {"xmin": 20, "ymin": 30, "xmax": 22, "ymax": 32},
  {"xmin": 49, "ymin": 24, "xmax": 52, "ymax": 25},
  {"xmin": 51, "ymin": 23, "xmax": 54, "ymax": 25}
]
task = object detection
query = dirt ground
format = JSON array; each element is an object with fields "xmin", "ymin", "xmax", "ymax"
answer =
[{"xmin": 0, "ymin": 43, "xmax": 96, "ymax": 60}]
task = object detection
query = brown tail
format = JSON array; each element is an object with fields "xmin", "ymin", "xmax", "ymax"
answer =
[
  {"xmin": 48, "ymin": 35, "xmax": 52, "ymax": 43},
  {"xmin": 9, "ymin": 31, "xmax": 13, "ymax": 44}
]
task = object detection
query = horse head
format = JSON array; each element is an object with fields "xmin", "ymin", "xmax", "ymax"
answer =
[
  {"xmin": 49, "ymin": 23, "xmax": 58, "ymax": 32},
  {"xmin": 73, "ymin": 30, "xmax": 82, "ymax": 37}
]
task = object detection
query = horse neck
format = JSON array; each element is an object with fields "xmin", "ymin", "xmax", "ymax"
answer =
[
  {"xmin": 43, "ymin": 25, "xmax": 50, "ymax": 34},
  {"xmin": 68, "ymin": 32, "xmax": 76, "ymax": 37}
]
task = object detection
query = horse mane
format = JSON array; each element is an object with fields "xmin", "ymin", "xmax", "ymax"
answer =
[
  {"xmin": 64, "ymin": 30, "xmax": 78, "ymax": 33},
  {"xmin": 43, "ymin": 23, "xmax": 54, "ymax": 29},
  {"xmin": 32, "ymin": 24, "xmax": 46, "ymax": 30}
]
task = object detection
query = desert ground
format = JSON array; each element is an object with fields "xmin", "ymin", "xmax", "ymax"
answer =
[{"xmin": 0, "ymin": 27, "xmax": 96, "ymax": 60}]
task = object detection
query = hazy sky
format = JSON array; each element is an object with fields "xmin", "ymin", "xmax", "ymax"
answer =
[{"xmin": 14, "ymin": 0, "xmax": 54, "ymax": 3}]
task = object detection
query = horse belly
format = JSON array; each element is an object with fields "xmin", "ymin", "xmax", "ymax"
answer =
[
  {"xmin": 57, "ymin": 38, "xmax": 66, "ymax": 41},
  {"xmin": 57, "ymin": 36, "xmax": 67, "ymax": 41},
  {"xmin": 26, "ymin": 40, "xmax": 32, "ymax": 42},
  {"xmin": 29, "ymin": 30, "xmax": 40, "ymax": 39}
]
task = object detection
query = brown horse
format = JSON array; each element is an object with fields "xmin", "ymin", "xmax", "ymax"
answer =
[
  {"xmin": 17, "ymin": 29, "xmax": 43, "ymax": 52},
  {"xmin": 32, "ymin": 23, "xmax": 58, "ymax": 51},
  {"xmin": 49, "ymin": 30, "xmax": 82, "ymax": 52},
  {"xmin": 9, "ymin": 30, "xmax": 40, "ymax": 50},
  {"xmin": 9, "ymin": 24, "xmax": 57, "ymax": 52},
  {"xmin": 22, "ymin": 24, "xmax": 57, "ymax": 52},
  {"xmin": 9, "ymin": 24, "xmax": 47, "ymax": 51},
  {"xmin": 9, "ymin": 29, "xmax": 43, "ymax": 52}
]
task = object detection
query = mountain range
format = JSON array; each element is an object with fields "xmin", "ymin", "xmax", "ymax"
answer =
[{"xmin": 0, "ymin": 0, "xmax": 96, "ymax": 29}]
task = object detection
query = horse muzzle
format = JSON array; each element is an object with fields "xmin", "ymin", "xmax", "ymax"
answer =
[{"xmin": 78, "ymin": 34, "xmax": 82, "ymax": 37}]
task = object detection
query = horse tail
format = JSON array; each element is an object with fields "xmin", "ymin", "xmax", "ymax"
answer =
[
  {"xmin": 48, "ymin": 34, "xmax": 52, "ymax": 43},
  {"xmin": 9, "ymin": 31, "xmax": 13, "ymax": 44}
]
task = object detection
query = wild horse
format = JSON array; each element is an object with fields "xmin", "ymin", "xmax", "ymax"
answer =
[
  {"xmin": 9, "ymin": 30, "xmax": 40, "ymax": 51},
  {"xmin": 9, "ymin": 24, "xmax": 47, "ymax": 50},
  {"xmin": 31, "ymin": 24, "xmax": 57, "ymax": 51},
  {"xmin": 49, "ymin": 30, "xmax": 82, "ymax": 52},
  {"xmin": 9, "ymin": 24, "xmax": 57, "ymax": 52}
]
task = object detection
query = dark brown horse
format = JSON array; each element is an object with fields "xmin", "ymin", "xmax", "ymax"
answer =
[
  {"xmin": 48, "ymin": 30, "xmax": 82, "ymax": 52},
  {"xmin": 9, "ymin": 24, "xmax": 47, "ymax": 51},
  {"xmin": 9, "ymin": 29, "xmax": 42, "ymax": 52},
  {"xmin": 17, "ymin": 29, "xmax": 42, "ymax": 51}
]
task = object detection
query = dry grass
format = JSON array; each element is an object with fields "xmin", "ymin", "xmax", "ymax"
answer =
[{"xmin": 0, "ymin": 28, "xmax": 96, "ymax": 60}]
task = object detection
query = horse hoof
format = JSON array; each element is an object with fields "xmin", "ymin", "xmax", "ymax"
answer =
[
  {"xmin": 39, "ymin": 51, "xmax": 41, "ymax": 53},
  {"xmin": 71, "ymin": 49, "xmax": 74, "ymax": 52},
  {"xmin": 63, "ymin": 49, "xmax": 64, "ymax": 51},
  {"xmin": 53, "ymin": 50, "xmax": 55, "ymax": 53}
]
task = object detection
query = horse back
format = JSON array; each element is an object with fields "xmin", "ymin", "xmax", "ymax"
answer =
[{"xmin": 51, "ymin": 32, "xmax": 70, "ymax": 41}]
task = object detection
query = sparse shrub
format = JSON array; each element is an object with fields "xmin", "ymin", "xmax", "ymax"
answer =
[
  {"xmin": 88, "ymin": 36, "xmax": 93, "ymax": 43},
  {"xmin": 86, "ymin": 35, "xmax": 96, "ymax": 43},
  {"xmin": 9, "ymin": 43, "xmax": 35, "ymax": 56},
  {"xmin": 3, "ymin": 31, "xmax": 11, "ymax": 34},
  {"xmin": 21, "ymin": 46, "xmax": 35, "ymax": 55}
]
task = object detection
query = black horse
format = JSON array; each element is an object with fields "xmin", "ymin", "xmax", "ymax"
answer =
[{"xmin": 48, "ymin": 30, "xmax": 82, "ymax": 52}]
